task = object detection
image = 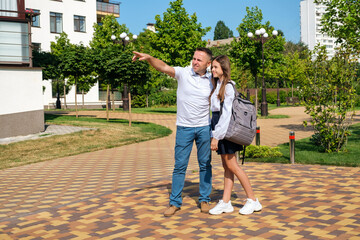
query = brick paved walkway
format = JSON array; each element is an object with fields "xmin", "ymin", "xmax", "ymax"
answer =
[{"xmin": 0, "ymin": 107, "xmax": 359, "ymax": 239}]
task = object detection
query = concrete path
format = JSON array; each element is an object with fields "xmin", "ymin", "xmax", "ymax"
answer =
[{"xmin": 0, "ymin": 107, "xmax": 359, "ymax": 239}]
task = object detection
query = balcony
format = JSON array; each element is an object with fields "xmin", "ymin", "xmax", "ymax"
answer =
[{"xmin": 96, "ymin": 1, "xmax": 120, "ymax": 22}]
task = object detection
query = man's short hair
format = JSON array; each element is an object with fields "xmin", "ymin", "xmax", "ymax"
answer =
[{"xmin": 196, "ymin": 47, "xmax": 213, "ymax": 60}]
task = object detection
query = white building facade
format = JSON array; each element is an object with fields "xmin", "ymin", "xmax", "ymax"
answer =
[
  {"xmin": 25, "ymin": 0, "xmax": 120, "ymax": 108},
  {"xmin": 0, "ymin": 0, "xmax": 44, "ymax": 138},
  {"xmin": 300, "ymin": 0, "xmax": 338, "ymax": 58}
]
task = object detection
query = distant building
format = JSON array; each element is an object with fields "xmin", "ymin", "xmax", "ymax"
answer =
[
  {"xmin": 206, "ymin": 37, "xmax": 239, "ymax": 48},
  {"xmin": 146, "ymin": 23, "xmax": 155, "ymax": 33},
  {"xmin": 24, "ymin": 0, "xmax": 121, "ymax": 108},
  {"xmin": 0, "ymin": 0, "xmax": 44, "ymax": 138},
  {"xmin": 300, "ymin": 0, "xmax": 338, "ymax": 58}
]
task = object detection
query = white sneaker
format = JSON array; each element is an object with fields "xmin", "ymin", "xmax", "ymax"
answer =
[
  {"xmin": 239, "ymin": 198, "xmax": 262, "ymax": 215},
  {"xmin": 209, "ymin": 200, "xmax": 234, "ymax": 215}
]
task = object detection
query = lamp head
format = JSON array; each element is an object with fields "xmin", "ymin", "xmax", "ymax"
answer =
[
  {"xmin": 133, "ymin": 34, "xmax": 138, "ymax": 40},
  {"xmin": 111, "ymin": 35, "xmax": 116, "ymax": 41},
  {"xmin": 255, "ymin": 30, "xmax": 261, "ymax": 36},
  {"xmin": 120, "ymin": 32, "xmax": 127, "ymax": 39},
  {"xmin": 247, "ymin": 32, "xmax": 253, "ymax": 38},
  {"xmin": 260, "ymin": 28, "xmax": 266, "ymax": 35},
  {"xmin": 272, "ymin": 30, "xmax": 278, "ymax": 36}
]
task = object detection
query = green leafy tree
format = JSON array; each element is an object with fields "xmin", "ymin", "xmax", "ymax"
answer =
[
  {"xmin": 32, "ymin": 49, "xmax": 65, "ymax": 109},
  {"xmin": 279, "ymin": 51, "xmax": 306, "ymax": 98},
  {"xmin": 302, "ymin": 46, "xmax": 357, "ymax": 152},
  {"xmin": 61, "ymin": 43, "xmax": 93, "ymax": 117},
  {"xmin": 230, "ymin": 6, "xmax": 285, "ymax": 109},
  {"xmin": 314, "ymin": 0, "xmax": 360, "ymax": 52},
  {"xmin": 214, "ymin": 20, "xmax": 234, "ymax": 40},
  {"xmin": 90, "ymin": 15, "xmax": 130, "ymax": 115},
  {"xmin": 284, "ymin": 41, "xmax": 309, "ymax": 59},
  {"xmin": 149, "ymin": 0, "xmax": 211, "ymax": 67},
  {"xmin": 50, "ymin": 32, "xmax": 72, "ymax": 108}
]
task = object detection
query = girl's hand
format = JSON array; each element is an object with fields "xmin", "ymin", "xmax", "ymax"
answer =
[{"xmin": 211, "ymin": 138, "xmax": 219, "ymax": 151}]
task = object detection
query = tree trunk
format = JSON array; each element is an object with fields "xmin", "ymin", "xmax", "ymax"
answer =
[
  {"xmin": 111, "ymin": 88, "xmax": 115, "ymax": 111},
  {"xmin": 75, "ymin": 79, "xmax": 78, "ymax": 118},
  {"xmin": 255, "ymin": 74, "xmax": 258, "ymax": 112},
  {"xmin": 82, "ymin": 90, "xmax": 84, "ymax": 109},
  {"xmin": 128, "ymin": 85, "xmax": 132, "ymax": 127},
  {"xmin": 63, "ymin": 84, "xmax": 67, "ymax": 109},
  {"xmin": 106, "ymin": 84, "xmax": 109, "ymax": 121}
]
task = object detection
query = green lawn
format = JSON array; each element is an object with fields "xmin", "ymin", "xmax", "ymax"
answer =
[
  {"xmin": 247, "ymin": 123, "xmax": 360, "ymax": 167},
  {"xmin": 0, "ymin": 114, "xmax": 172, "ymax": 170}
]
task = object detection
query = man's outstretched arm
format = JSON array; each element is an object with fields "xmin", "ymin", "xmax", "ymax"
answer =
[{"xmin": 132, "ymin": 51, "xmax": 175, "ymax": 78}]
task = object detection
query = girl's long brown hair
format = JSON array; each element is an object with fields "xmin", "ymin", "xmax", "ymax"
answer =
[{"xmin": 209, "ymin": 55, "xmax": 231, "ymax": 103}]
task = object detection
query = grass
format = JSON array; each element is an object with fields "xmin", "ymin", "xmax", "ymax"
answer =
[
  {"xmin": 247, "ymin": 123, "xmax": 360, "ymax": 167},
  {"xmin": 258, "ymin": 114, "xmax": 290, "ymax": 119},
  {"xmin": 0, "ymin": 114, "xmax": 172, "ymax": 170},
  {"xmin": 47, "ymin": 106, "xmax": 177, "ymax": 115}
]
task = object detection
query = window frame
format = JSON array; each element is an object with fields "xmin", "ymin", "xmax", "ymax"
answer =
[
  {"xmin": 50, "ymin": 12, "xmax": 62, "ymax": 34},
  {"xmin": 74, "ymin": 15, "xmax": 86, "ymax": 33}
]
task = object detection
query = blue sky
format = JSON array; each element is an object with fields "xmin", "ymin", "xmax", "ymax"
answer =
[{"xmin": 118, "ymin": 0, "xmax": 301, "ymax": 43}]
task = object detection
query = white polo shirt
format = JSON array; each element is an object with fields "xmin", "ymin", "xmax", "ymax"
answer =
[{"xmin": 174, "ymin": 66, "xmax": 212, "ymax": 127}]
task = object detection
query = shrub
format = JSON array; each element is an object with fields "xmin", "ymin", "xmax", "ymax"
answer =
[
  {"xmin": 266, "ymin": 92, "xmax": 277, "ymax": 104},
  {"xmin": 148, "ymin": 89, "xmax": 177, "ymax": 106},
  {"xmin": 132, "ymin": 95, "xmax": 147, "ymax": 108},
  {"xmin": 302, "ymin": 47, "xmax": 357, "ymax": 152},
  {"xmin": 245, "ymin": 145, "xmax": 283, "ymax": 158}
]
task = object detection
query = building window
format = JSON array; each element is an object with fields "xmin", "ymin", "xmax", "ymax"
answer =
[
  {"xmin": 50, "ymin": 12, "xmax": 62, "ymax": 33},
  {"xmin": 74, "ymin": 15, "xmax": 86, "ymax": 32},
  {"xmin": 0, "ymin": 21, "xmax": 30, "ymax": 64},
  {"xmin": 32, "ymin": 42, "xmax": 41, "ymax": 52},
  {"xmin": 26, "ymin": 8, "xmax": 40, "ymax": 27}
]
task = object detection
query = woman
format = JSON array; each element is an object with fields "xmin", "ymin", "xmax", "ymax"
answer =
[{"xmin": 209, "ymin": 55, "xmax": 262, "ymax": 215}]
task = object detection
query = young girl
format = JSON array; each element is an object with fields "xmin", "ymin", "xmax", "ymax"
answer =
[{"xmin": 209, "ymin": 55, "xmax": 262, "ymax": 215}]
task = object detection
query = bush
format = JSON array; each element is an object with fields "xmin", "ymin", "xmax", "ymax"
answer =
[
  {"xmin": 266, "ymin": 92, "xmax": 277, "ymax": 104},
  {"xmin": 245, "ymin": 145, "xmax": 283, "ymax": 158},
  {"xmin": 132, "ymin": 95, "xmax": 147, "ymax": 108},
  {"xmin": 148, "ymin": 89, "xmax": 177, "ymax": 106},
  {"xmin": 279, "ymin": 90, "xmax": 287, "ymax": 103},
  {"xmin": 355, "ymin": 95, "xmax": 360, "ymax": 107},
  {"xmin": 257, "ymin": 90, "xmax": 287, "ymax": 104}
]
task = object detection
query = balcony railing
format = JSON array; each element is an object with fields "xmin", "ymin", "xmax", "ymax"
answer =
[{"xmin": 96, "ymin": 1, "xmax": 120, "ymax": 16}]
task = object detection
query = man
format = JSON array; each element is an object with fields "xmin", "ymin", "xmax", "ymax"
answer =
[{"xmin": 132, "ymin": 48, "xmax": 213, "ymax": 216}]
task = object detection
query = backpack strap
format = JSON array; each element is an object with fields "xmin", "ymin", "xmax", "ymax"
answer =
[{"xmin": 220, "ymin": 82, "xmax": 237, "ymax": 116}]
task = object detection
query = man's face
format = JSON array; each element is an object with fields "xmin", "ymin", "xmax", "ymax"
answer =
[{"xmin": 192, "ymin": 51, "xmax": 211, "ymax": 75}]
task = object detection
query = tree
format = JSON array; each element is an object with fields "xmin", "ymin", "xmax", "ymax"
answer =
[
  {"xmin": 284, "ymin": 41, "xmax": 309, "ymax": 59},
  {"xmin": 50, "ymin": 32, "xmax": 72, "ymax": 109},
  {"xmin": 230, "ymin": 6, "xmax": 285, "ymax": 110},
  {"xmin": 214, "ymin": 20, "xmax": 234, "ymax": 40},
  {"xmin": 314, "ymin": 0, "xmax": 360, "ymax": 53},
  {"xmin": 148, "ymin": 0, "xmax": 211, "ymax": 67},
  {"xmin": 61, "ymin": 43, "xmax": 93, "ymax": 118},
  {"xmin": 302, "ymin": 46, "xmax": 357, "ymax": 152},
  {"xmin": 32, "ymin": 49, "xmax": 63, "ymax": 109},
  {"xmin": 279, "ymin": 51, "xmax": 306, "ymax": 98},
  {"xmin": 90, "ymin": 15, "xmax": 130, "ymax": 116}
]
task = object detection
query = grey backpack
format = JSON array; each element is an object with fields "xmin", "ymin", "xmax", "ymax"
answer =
[{"xmin": 220, "ymin": 83, "xmax": 257, "ymax": 146}]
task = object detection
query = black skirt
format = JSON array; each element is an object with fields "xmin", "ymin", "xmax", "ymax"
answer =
[{"xmin": 211, "ymin": 112, "xmax": 243, "ymax": 155}]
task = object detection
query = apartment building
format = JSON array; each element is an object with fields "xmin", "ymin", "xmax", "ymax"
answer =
[
  {"xmin": 0, "ymin": 0, "xmax": 44, "ymax": 138},
  {"xmin": 24, "ymin": 0, "xmax": 120, "ymax": 108},
  {"xmin": 300, "ymin": 0, "xmax": 338, "ymax": 58}
]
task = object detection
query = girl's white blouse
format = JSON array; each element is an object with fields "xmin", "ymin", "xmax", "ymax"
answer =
[{"xmin": 210, "ymin": 80, "xmax": 236, "ymax": 140}]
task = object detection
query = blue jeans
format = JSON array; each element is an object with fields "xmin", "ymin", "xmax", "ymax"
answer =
[{"xmin": 169, "ymin": 125, "xmax": 212, "ymax": 207}]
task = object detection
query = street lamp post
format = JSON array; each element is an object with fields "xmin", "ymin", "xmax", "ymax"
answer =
[
  {"xmin": 248, "ymin": 28, "xmax": 278, "ymax": 116},
  {"xmin": 111, "ymin": 32, "xmax": 137, "ymax": 111},
  {"xmin": 111, "ymin": 32, "xmax": 137, "ymax": 126}
]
